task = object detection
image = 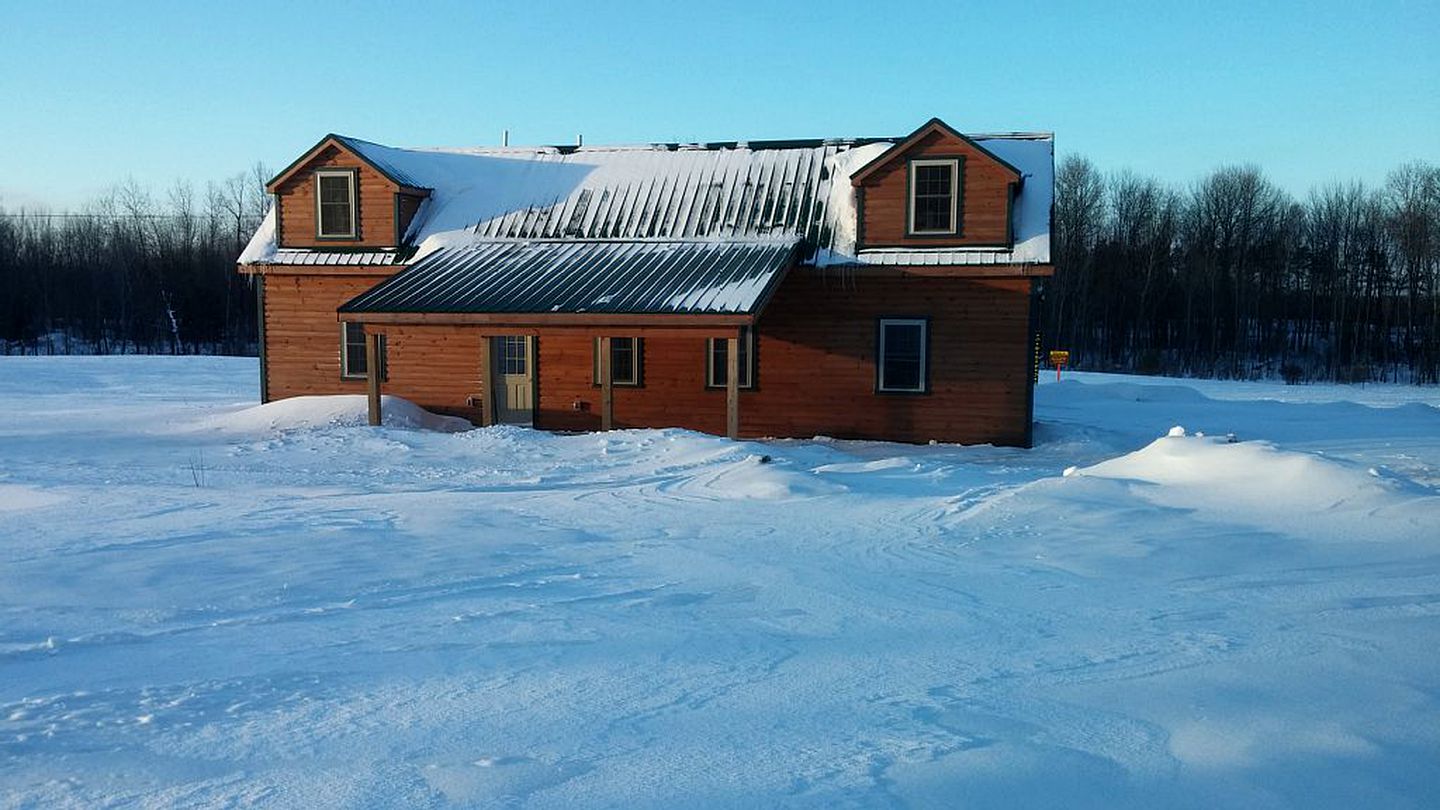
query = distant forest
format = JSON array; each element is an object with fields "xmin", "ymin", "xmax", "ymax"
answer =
[
  {"xmin": 2, "ymin": 157, "xmax": 1438, "ymax": 384},
  {"xmin": 0, "ymin": 167, "xmax": 269, "ymax": 356},
  {"xmin": 1044, "ymin": 157, "xmax": 1440, "ymax": 384}
]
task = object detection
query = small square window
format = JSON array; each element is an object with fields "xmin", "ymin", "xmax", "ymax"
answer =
[
  {"xmin": 706, "ymin": 327, "xmax": 755, "ymax": 389},
  {"xmin": 877, "ymin": 319, "xmax": 928, "ymax": 393},
  {"xmin": 593, "ymin": 337, "xmax": 642, "ymax": 386},
  {"xmin": 341, "ymin": 322, "xmax": 386, "ymax": 380},
  {"xmin": 908, "ymin": 159, "xmax": 959, "ymax": 235},
  {"xmin": 316, "ymin": 171, "xmax": 357, "ymax": 238}
]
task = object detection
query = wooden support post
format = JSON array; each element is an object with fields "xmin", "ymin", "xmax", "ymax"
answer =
[
  {"xmin": 365, "ymin": 332, "xmax": 382, "ymax": 427},
  {"xmin": 599, "ymin": 336, "xmax": 614, "ymax": 431},
  {"xmin": 726, "ymin": 332, "xmax": 739, "ymax": 440},
  {"xmin": 477, "ymin": 335, "xmax": 493, "ymax": 426}
]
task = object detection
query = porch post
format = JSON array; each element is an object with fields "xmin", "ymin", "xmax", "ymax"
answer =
[
  {"xmin": 477, "ymin": 335, "xmax": 493, "ymax": 426},
  {"xmin": 726, "ymin": 331, "xmax": 739, "ymax": 440},
  {"xmin": 365, "ymin": 332, "xmax": 382, "ymax": 427},
  {"xmin": 599, "ymin": 336, "xmax": 614, "ymax": 431}
]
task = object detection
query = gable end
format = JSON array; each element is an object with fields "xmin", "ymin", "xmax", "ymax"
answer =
[{"xmin": 850, "ymin": 118, "xmax": 1022, "ymax": 187}]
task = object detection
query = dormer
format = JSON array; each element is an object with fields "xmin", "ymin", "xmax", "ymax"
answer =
[
  {"xmin": 850, "ymin": 118, "xmax": 1023, "ymax": 250},
  {"xmin": 265, "ymin": 134, "xmax": 431, "ymax": 249}
]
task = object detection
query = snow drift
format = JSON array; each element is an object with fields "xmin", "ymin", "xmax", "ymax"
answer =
[
  {"xmin": 1064, "ymin": 427, "xmax": 1436, "ymax": 541},
  {"xmin": 200, "ymin": 394, "xmax": 472, "ymax": 434}
]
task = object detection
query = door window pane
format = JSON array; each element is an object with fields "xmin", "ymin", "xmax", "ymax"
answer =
[{"xmin": 503, "ymin": 336, "xmax": 527, "ymax": 375}]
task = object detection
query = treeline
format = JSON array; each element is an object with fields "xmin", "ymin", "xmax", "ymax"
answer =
[
  {"xmin": 5, "ymin": 156, "xmax": 1440, "ymax": 385},
  {"xmin": 1042, "ymin": 157, "xmax": 1440, "ymax": 383},
  {"xmin": 0, "ymin": 166, "xmax": 270, "ymax": 355}
]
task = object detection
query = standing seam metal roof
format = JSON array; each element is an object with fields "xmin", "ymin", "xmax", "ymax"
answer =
[
  {"xmin": 239, "ymin": 131, "xmax": 1053, "ymax": 268},
  {"xmin": 339, "ymin": 239, "xmax": 799, "ymax": 316}
]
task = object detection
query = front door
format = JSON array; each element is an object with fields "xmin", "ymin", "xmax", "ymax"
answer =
[{"xmin": 493, "ymin": 335, "xmax": 534, "ymax": 424}]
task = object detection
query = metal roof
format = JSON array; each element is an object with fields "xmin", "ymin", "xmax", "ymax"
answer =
[
  {"xmin": 339, "ymin": 239, "xmax": 799, "ymax": 317},
  {"xmin": 253, "ymin": 248, "xmax": 407, "ymax": 266},
  {"xmin": 241, "ymin": 129, "xmax": 1053, "ymax": 268},
  {"xmin": 333, "ymin": 135, "xmax": 432, "ymax": 190}
]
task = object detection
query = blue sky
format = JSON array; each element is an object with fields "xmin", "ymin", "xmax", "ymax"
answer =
[{"xmin": 1, "ymin": 0, "xmax": 1436, "ymax": 210}]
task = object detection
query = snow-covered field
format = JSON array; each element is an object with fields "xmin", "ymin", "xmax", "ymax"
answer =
[{"xmin": 2, "ymin": 357, "xmax": 1438, "ymax": 809}]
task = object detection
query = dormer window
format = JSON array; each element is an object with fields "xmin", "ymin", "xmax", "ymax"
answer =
[
  {"xmin": 315, "ymin": 170, "xmax": 357, "ymax": 238},
  {"xmin": 908, "ymin": 158, "xmax": 960, "ymax": 235}
]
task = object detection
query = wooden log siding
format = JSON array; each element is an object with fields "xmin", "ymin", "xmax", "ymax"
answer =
[
  {"xmin": 380, "ymin": 325, "xmax": 487, "ymax": 422},
  {"xmin": 858, "ymin": 129, "xmax": 1017, "ymax": 249},
  {"xmin": 533, "ymin": 271, "xmax": 1034, "ymax": 445},
  {"xmin": 272, "ymin": 145, "xmax": 401, "ymax": 249},
  {"xmin": 744, "ymin": 272, "xmax": 1033, "ymax": 445},
  {"xmin": 264, "ymin": 269, "xmax": 1034, "ymax": 445},
  {"xmin": 262, "ymin": 273, "xmax": 389, "ymax": 399},
  {"xmin": 263, "ymin": 272, "xmax": 481, "ymax": 421}
]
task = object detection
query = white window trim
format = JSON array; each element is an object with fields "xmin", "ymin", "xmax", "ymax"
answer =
[
  {"xmin": 877, "ymin": 318, "xmax": 928, "ymax": 393},
  {"xmin": 706, "ymin": 327, "xmax": 755, "ymax": 389},
  {"xmin": 593, "ymin": 337, "xmax": 642, "ymax": 386},
  {"xmin": 502, "ymin": 335, "xmax": 529, "ymax": 376},
  {"xmin": 907, "ymin": 158, "xmax": 959, "ymax": 236},
  {"xmin": 315, "ymin": 170, "xmax": 357, "ymax": 239},
  {"xmin": 341, "ymin": 323, "xmax": 385, "ymax": 380}
]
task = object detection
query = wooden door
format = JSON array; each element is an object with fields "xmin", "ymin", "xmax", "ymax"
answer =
[{"xmin": 494, "ymin": 336, "xmax": 533, "ymax": 424}]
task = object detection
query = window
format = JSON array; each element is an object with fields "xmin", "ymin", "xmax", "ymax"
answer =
[
  {"xmin": 316, "ymin": 170, "xmax": 357, "ymax": 238},
  {"xmin": 502, "ymin": 336, "xmax": 528, "ymax": 375},
  {"xmin": 908, "ymin": 159, "xmax": 960, "ymax": 235},
  {"xmin": 706, "ymin": 327, "xmax": 755, "ymax": 389},
  {"xmin": 341, "ymin": 322, "xmax": 386, "ymax": 380},
  {"xmin": 877, "ymin": 319, "xmax": 928, "ymax": 393},
  {"xmin": 592, "ymin": 337, "xmax": 642, "ymax": 386}
]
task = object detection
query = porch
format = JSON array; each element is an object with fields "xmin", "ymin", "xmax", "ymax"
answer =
[{"xmin": 337, "ymin": 239, "xmax": 798, "ymax": 439}]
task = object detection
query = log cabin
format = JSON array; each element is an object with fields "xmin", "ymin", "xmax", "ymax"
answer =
[{"xmin": 237, "ymin": 118, "xmax": 1054, "ymax": 446}]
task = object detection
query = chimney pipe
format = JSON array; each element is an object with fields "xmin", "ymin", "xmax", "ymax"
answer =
[
  {"xmin": 502, "ymin": 129, "xmax": 509, "ymax": 147},
  {"xmin": 577, "ymin": 133, "xmax": 584, "ymax": 147}
]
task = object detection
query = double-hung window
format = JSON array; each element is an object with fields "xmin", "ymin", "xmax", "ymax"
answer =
[
  {"xmin": 593, "ymin": 337, "xmax": 642, "ymax": 386},
  {"xmin": 908, "ymin": 159, "xmax": 960, "ymax": 235},
  {"xmin": 706, "ymin": 327, "xmax": 755, "ymax": 389},
  {"xmin": 877, "ymin": 318, "xmax": 928, "ymax": 393},
  {"xmin": 316, "ymin": 170, "xmax": 357, "ymax": 238},
  {"xmin": 341, "ymin": 322, "xmax": 385, "ymax": 380}
]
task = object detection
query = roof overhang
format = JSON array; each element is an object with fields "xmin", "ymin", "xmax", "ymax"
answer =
[
  {"xmin": 338, "ymin": 239, "xmax": 799, "ymax": 330},
  {"xmin": 339, "ymin": 311, "xmax": 757, "ymax": 338}
]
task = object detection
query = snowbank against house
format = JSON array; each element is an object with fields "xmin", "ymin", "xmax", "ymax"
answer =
[{"xmin": 200, "ymin": 394, "xmax": 472, "ymax": 434}]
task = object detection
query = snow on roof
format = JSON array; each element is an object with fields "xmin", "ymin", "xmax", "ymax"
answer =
[
  {"xmin": 340, "ymin": 239, "xmax": 799, "ymax": 317},
  {"xmin": 240, "ymin": 131, "xmax": 1053, "ymax": 269}
]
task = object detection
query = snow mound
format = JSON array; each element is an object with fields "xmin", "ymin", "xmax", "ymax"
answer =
[
  {"xmin": 202, "ymin": 395, "xmax": 472, "ymax": 434},
  {"xmin": 0, "ymin": 484, "xmax": 67, "ymax": 513},
  {"xmin": 1068, "ymin": 431, "xmax": 1434, "ymax": 540}
]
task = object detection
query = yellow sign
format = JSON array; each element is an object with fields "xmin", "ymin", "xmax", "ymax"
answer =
[{"xmin": 1049, "ymin": 350, "xmax": 1070, "ymax": 365}]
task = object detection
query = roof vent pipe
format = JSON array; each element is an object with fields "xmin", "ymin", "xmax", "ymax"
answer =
[
  {"xmin": 577, "ymin": 133, "xmax": 584, "ymax": 147},
  {"xmin": 502, "ymin": 129, "xmax": 509, "ymax": 147}
]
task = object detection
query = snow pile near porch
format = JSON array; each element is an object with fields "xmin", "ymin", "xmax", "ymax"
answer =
[
  {"xmin": 201, "ymin": 394, "xmax": 472, "ymax": 434},
  {"xmin": 1064, "ymin": 426, "xmax": 1432, "ymax": 541}
]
